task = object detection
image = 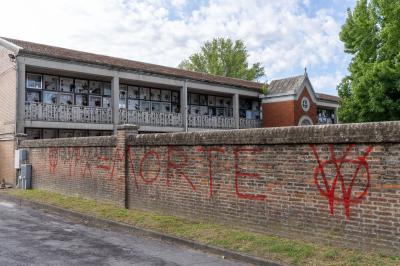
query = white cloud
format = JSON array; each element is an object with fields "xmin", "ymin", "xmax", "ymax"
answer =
[{"xmin": 0, "ymin": 0, "xmax": 347, "ymax": 95}]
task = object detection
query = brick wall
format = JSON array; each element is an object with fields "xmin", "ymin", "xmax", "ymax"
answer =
[
  {"xmin": 0, "ymin": 139, "xmax": 16, "ymax": 184},
  {"xmin": 19, "ymin": 122, "xmax": 400, "ymax": 253},
  {"xmin": 20, "ymin": 136, "xmax": 126, "ymax": 206},
  {"xmin": 262, "ymin": 100, "xmax": 295, "ymax": 127}
]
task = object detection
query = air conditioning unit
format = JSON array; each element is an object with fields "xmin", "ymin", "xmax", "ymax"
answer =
[{"xmin": 19, "ymin": 164, "xmax": 32, "ymax": 190}]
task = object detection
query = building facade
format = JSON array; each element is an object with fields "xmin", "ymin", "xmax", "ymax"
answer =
[{"xmin": 0, "ymin": 37, "xmax": 338, "ymax": 183}]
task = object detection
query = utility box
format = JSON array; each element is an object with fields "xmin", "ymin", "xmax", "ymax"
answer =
[
  {"xmin": 20, "ymin": 164, "xmax": 32, "ymax": 189},
  {"xmin": 15, "ymin": 149, "xmax": 28, "ymax": 169}
]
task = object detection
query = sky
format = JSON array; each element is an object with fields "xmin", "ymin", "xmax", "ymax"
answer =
[{"xmin": 0, "ymin": 0, "xmax": 356, "ymax": 95}]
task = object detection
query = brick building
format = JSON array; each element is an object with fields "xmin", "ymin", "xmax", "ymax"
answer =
[{"xmin": 0, "ymin": 37, "xmax": 338, "ymax": 183}]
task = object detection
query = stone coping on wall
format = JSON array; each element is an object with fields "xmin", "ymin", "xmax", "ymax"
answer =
[
  {"xmin": 20, "ymin": 136, "xmax": 117, "ymax": 148},
  {"xmin": 128, "ymin": 121, "xmax": 400, "ymax": 146}
]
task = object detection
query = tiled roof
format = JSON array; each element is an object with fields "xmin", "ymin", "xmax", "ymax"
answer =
[
  {"xmin": 268, "ymin": 75, "xmax": 306, "ymax": 95},
  {"xmin": 316, "ymin": 93, "xmax": 340, "ymax": 103},
  {"xmin": 2, "ymin": 37, "xmax": 262, "ymax": 91}
]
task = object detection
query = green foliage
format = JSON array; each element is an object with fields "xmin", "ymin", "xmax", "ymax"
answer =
[
  {"xmin": 179, "ymin": 38, "xmax": 265, "ymax": 81},
  {"xmin": 338, "ymin": 0, "xmax": 400, "ymax": 122}
]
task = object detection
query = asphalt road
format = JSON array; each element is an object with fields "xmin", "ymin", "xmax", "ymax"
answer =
[{"xmin": 0, "ymin": 200, "xmax": 246, "ymax": 266}]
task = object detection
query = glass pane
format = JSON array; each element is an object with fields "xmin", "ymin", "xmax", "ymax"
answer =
[
  {"xmin": 224, "ymin": 97, "xmax": 232, "ymax": 107},
  {"xmin": 199, "ymin": 95, "xmax": 208, "ymax": 106},
  {"xmin": 161, "ymin": 90, "xmax": 171, "ymax": 102},
  {"xmin": 26, "ymin": 73, "xmax": 42, "ymax": 89},
  {"xmin": 43, "ymin": 129, "xmax": 57, "ymax": 139},
  {"xmin": 26, "ymin": 91, "xmax": 40, "ymax": 103},
  {"xmin": 208, "ymin": 96, "xmax": 216, "ymax": 106},
  {"xmin": 59, "ymin": 130, "xmax": 74, "ymax": 138},
  {"xmin": 150, "ymin": 89, "xmax": 161, "ymax": 101},
  {"xmin": 75, "ymin": 95, "xmax": 88, "ymax": 106},
  {"xmin": 140, "ymin": 101, "xmax": 150, "ymax": 112},
  {"xmin": 128, "ymin": 99, "xmax": 140, "ymax": 111},
  {"xmin": 60, "ymin": 77, "xmax": 74, "ymax": 92},
  {"xmin": 190, "ymin": 94, "xmax": 199, "ymax": 105},
  {"xmin": 89, "ymin": 81, "xmax": 103, "ymax": 94},
  {"xmin": 103, "ymin": 97, "xmax": 112, "ymax": 108},
  {"xmin": 151, "ymin": 102, "xmax": 161, "ymax": 112},
  {"xmin": 59, "ymin": 93, "xmax": 73, "ymax": 105},
  {"xmin": 103, "ymin": 82, "xmax": 111, "ymax": 96},
  {"xmin": 128, "ymin": 86, "xmax": 139, "ymax": 99},
  {"xmin": 43, "ymin": 75, "xmax": 58, "ymax": 91},
  {"xmin": 171, "ymin": 91, "xmax": 179, "ymax": 103},
  {"xmin": 75, "ymin": 79, "xmax": 89, "ymax": 94},
  {"xmin": 161, "ymin": 102, "xmax": 171, "ymax": 113},
  {"xmin": 89, "ymin": 95, "xmax": 102, "ymax": 107},
  {"xmin": 216, "ymin": 97, "xmax": 225, "ymax": 107},
  {"xmin": 172, "ymin": 103, "xmax": 180, "ymax": 113},
  {"xmin": 140, "ymin": 87, "xmax": 150, "ymax": 100},
  {"xmin": 43, "ymin": 91, "xmax": 58, "ymax": 104},
  {"xmin": 26, "ymin": 129, "xmax": 42, "ymax": 140}
]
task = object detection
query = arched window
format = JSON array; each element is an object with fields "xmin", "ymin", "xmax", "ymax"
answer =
[
  {"xmin": 301, "ymin": 97, "xmax": 310, "ymax": 112},
  {"xmin": 298, "ymin": 115, "xmax": 313, "ymax": 126}
]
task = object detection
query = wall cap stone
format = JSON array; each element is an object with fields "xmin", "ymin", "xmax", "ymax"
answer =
[
  {"xmin": 19, "ymin": 136, "xmax": 117, "ymax": 148},
  {"xmin": 128, "ymin": 121, "xmax": 400, "ymax": 146},
  {"xmin": 117, "ymin": 124, "xmax": 139, "ymax": 131}
]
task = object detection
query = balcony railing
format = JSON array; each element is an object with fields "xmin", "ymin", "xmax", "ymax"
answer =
[
  {"xmin": 188, "ymin": 114, "xmax": 236, "ymax": 129},
  {"xmin": 25, "ymin": 103, "xmax": 262, "ymax": 129},
  {"xmin": 25, "ymin": 102, "xmax": 112, "ymax": 124},
  {"xmin": 119, "ymin": 109, "xmax": 183, "ymax": 127},
  {"xmin": 239, "ymin": 118, "xmax": 262, "ymax": 129}
]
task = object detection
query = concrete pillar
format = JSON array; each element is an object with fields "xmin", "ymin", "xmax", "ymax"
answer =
[
  {"xmin": 181, "ymin": 80, "xmax": 188, "ymax": 132},
  {"xmin": 233, "ymin": 93, "xmax": 239, "ymax": 129},
  {"xmin": 112, "ymin": 75, "xmax": 120, "ymax": 134},
  {"xmin": 16, "ymin": 59, "xmax": 26, "ymax": 134},
  {"xmin": 116, "ymin": 124, "xmax": 139, "ymax": 209}
]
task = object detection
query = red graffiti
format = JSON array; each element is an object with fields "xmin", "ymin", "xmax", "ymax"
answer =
[
  {"xmin": 127, "ymin": 146, "xmax": 139, "ymax": 189},
  {"xmin": 48, "ymin": 147, "xmax": 58, "ymax": 174},
  {"xmin": 97, "ymin": 156, "xmax": 111, "ymax": 171},
  {"xmin": 310, "ymin": 144, "xmax": 373, "ymax": 219},
  {"xmin": 166, "ymin": 147, "xmax": 195, "ymax": 190},
  {"xmin": 106, "ymin": 148, "xmax": 124, "ymax": 180},
  {"xmin": 197, "ymin": 146, "xmax": 225, "ymax": 197},
  {"xmin": 233, "ymin": 148, "xmax": 266, "ymax": 201},
  {"xmin": 139, "ymin": 150, "xmax": 161, "ymax": 184}
]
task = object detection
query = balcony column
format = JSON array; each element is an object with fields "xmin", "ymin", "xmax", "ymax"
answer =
[
  {"xmin": 181, "ymin": 80, "xmax": 188, "ymax": 132},
  {"xmin": 16, "ymin": 58, "xmax": 26, "ymax": 134},
  {"xmin": 233, "ymin": 93, "xmax": 239, "ymax": 129},
  {"xmin": 112, "ymin": 75, "xmax": 120, "ymax": 134}
]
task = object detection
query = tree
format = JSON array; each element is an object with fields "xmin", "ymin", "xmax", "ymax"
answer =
[
  {"xmin": 338, "ymin": 0, "xmax": 400, "ymax": 122},
  {"xmin": 179, "ymin": 38, "xmax": 265, "ymax": 81}
]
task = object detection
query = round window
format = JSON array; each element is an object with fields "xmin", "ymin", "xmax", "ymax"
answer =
[{"xmin": 301, "ymin": 97, "xmax": 310, "ymax": 112}]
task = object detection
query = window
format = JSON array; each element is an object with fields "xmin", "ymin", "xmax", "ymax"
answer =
[
  {"xmin": 75, "ymin": 95, "xmax": 88, "ymax": 106},
  {"xmin": 26, "ymin": 91, "xmax": 40, "ymax": 103},
  {"xmin": 299, "ymin": 115, "xmax": 313, "ymax": 126},
  {"xmin": 60, "ymin": 77, "xmax": 74, "ymax": 92},
  {"xmin": 43, "ymin": 75, "xmax": 58, "ymax": 91},
  {"xmin": 161, "ymin": 90, "xmax": 171, "ymax": 102},
  {"xmin": 103, "ymin": 82, "xmax": 112, "ymax": 96},
  {"xmin": 150, "ymin": 89, "xmax": 161, "ymax": 101},
  {"xmin": 59, "ymin": 93, "xmax": 73, "ymax": 105},
  {"xmin": 89, "ymin": 95, "xmax": 102, "ymax": 107},
  {"xmin": 26, "ymin": 73, "xmax": 42, "ymax": 89},
  {"xmin": 301, "ymin": 97, "xmax": 310, "ymax": 112},
  {"xmin": 43, "ymin": 91, "xmax": 58, "ymax": 104},
  {"xmin": 89, "ymin": 81, "xmax": 102, "ymax": 94},
  {"xmin": 75, "ymin": 79, "xmax": 89, "ymax": 94}
]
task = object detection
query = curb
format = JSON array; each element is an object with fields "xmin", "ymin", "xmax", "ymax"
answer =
[{"xmin": 0, "ymin": 192, "xmax": 285, "ymax": 266}]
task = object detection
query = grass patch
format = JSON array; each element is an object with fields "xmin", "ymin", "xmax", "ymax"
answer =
[{"xmin": 7, "ymin": 189, "xmax": 400, "ymax": 266}]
